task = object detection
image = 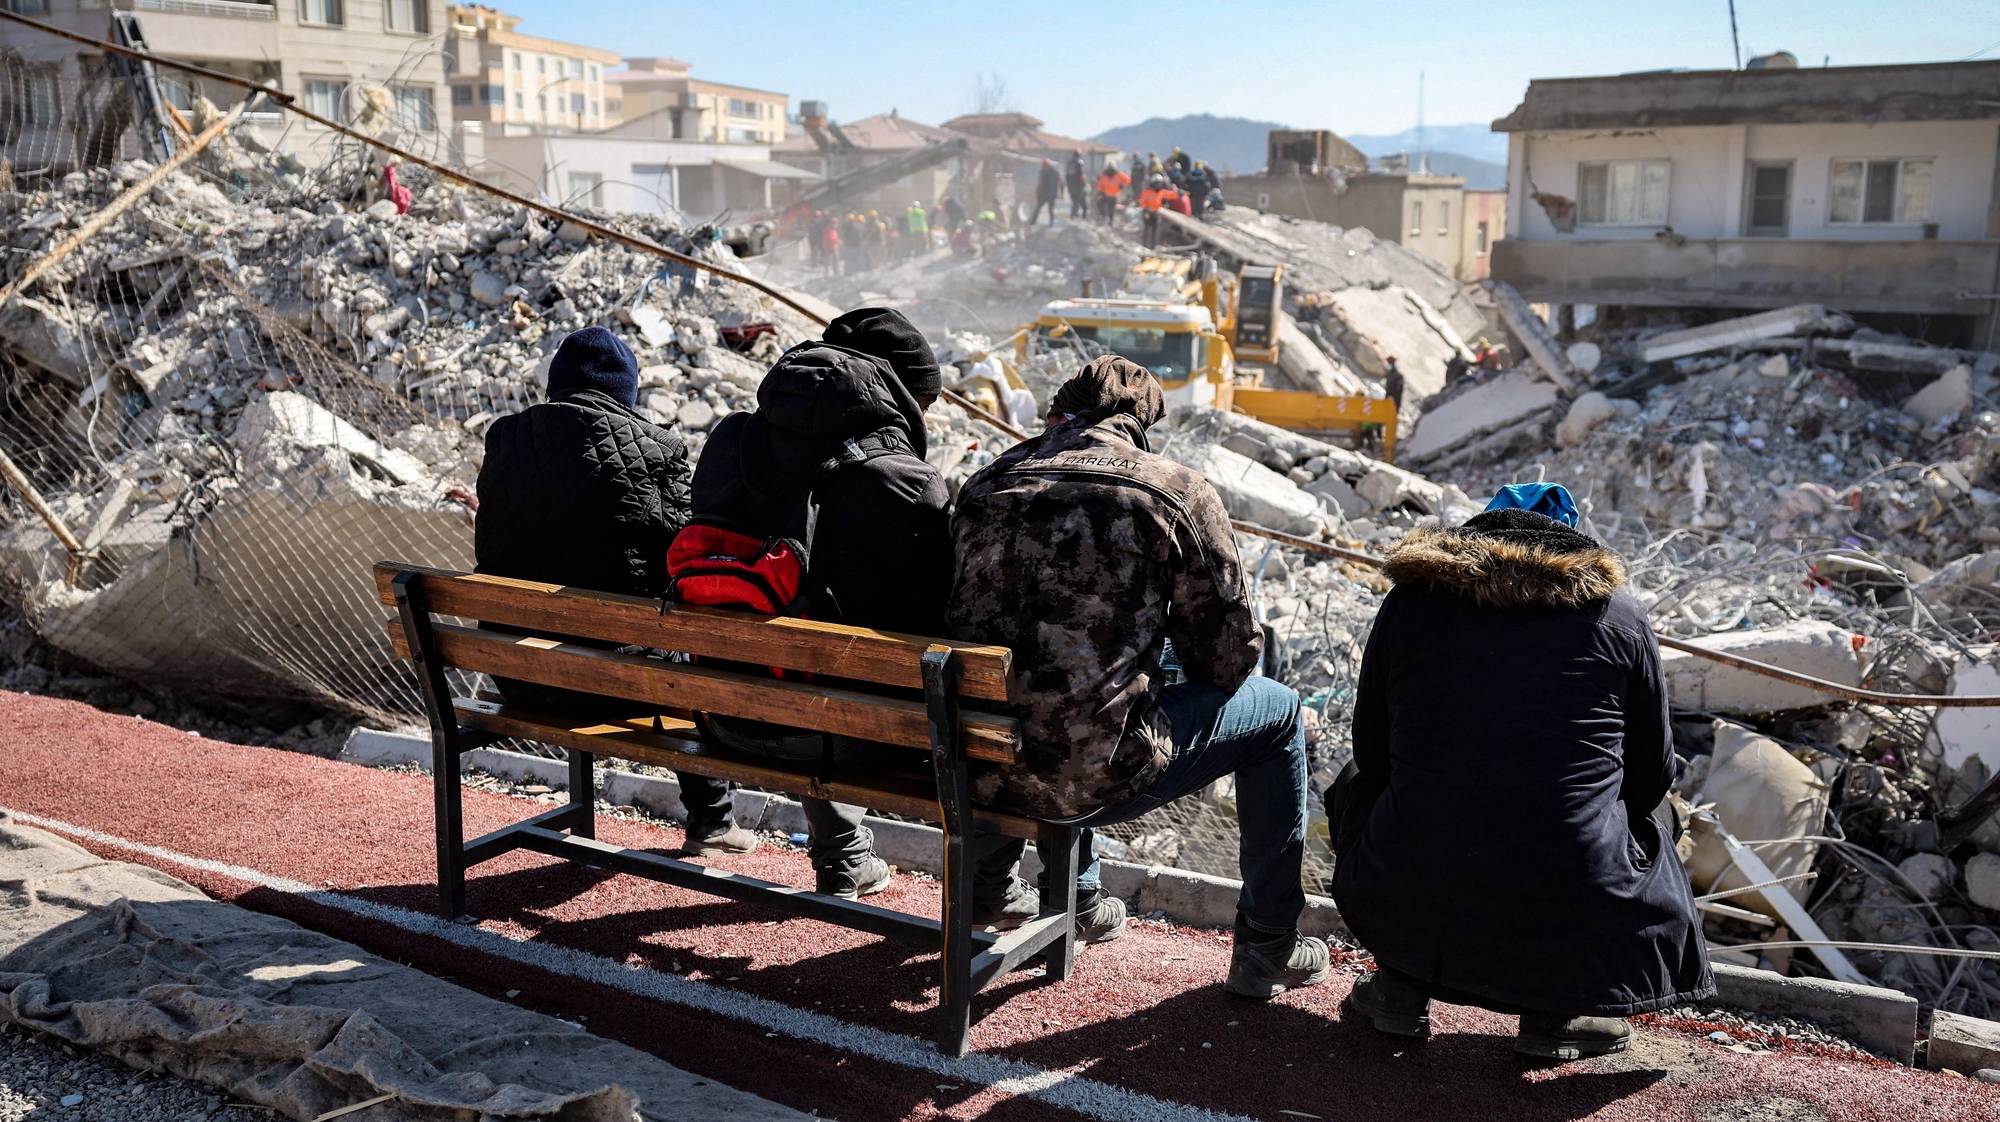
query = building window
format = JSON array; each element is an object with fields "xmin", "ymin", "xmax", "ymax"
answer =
[
  {"xmin": 1475, "ymin": 220, "xmax": 1489, "ymax": 253},
  {"xmin": 1577, "ymin": 159, "xmax": 1669, "ymax": 225},
  {"xmin": 1829, "ymin": 157, "xmax": 1933, "ymax": 224},
  {"xmin": 1437, "ymin": 201, "xmax": 1449, "ymax": 235},
  {"xmin": 303, "ymin": 78, "xmax": 346, "ymax": 120},
  {"xmin": 536, "ymin": 56, "xmax": 546, "ymax": 75},
  {"xmin": 506, "ymin": 50, "xmax": 518, "ymax": 71},
  {"xmin": 536, "ymin": 94, "xmax": 546, "ymax": 114},
  {"xmin": 451, "ymin": 83, "xmax": 472, "ymax": 106},
  {"xmin": 485, "ymin": 83, "xmax": 503, "ymax": 105},
  {"xmin": 570, "ymin": 93, "xmax": 584, "ymax": 115},
  {"xmin": 1408, "ymin": 201, "xmax": 1422, "ymax": 237},
  {"xmin": 589, "ymin": 100, "xmax": 599, "ymax": 119},
  {"xmin": 21, "ymin": 67, "xmax": 58, "ymax": 126},
  {"xmin": 728, "ymin": 96, "xmax": 760, "ymax": 117},
  {"xmin": 1745, "ymin": 161, "xmax": 1792, "ymax": 235},
  {"xmin": 298, "ymin": 0, "xmax": 342, "ymax": 26},
  {"xmin": 726, "ymin": 125, "xmax": 759, "ymax": 143},
  {"xmin": 391, "ymin": 84, "xmax": 435, "ymax": 131},
  {"xmin": 567, "ymin": 58, "xmax": 583, "ymax": 79},
  {"xmin": 567, "ymin": 171, "xmax": 604, "ymax": 208},
  {"xmin": 513, "ymin": 91, "xmax": 523, "ymax": 110},
  {"xmin": 587, "ymin": 64, "xmax": 598, "ymax": 83},
  {"xmin": 385, "ymin": 0, "xmax": 427, "ymax": 32}
]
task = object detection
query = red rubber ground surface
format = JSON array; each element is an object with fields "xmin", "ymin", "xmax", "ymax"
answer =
[{"xmin": 1, "ymin": 690, "xmax": 1993, "ymax": 1121}]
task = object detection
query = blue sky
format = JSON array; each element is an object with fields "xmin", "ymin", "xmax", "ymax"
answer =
[{"xmin": 502, "ymin": 1, "xmax": 1997, "ymax": 139}]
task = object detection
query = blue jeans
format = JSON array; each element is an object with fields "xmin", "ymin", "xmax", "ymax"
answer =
[{"xmin": 974, "ymin": 675, "xmax": 1309, "ymax": 934}]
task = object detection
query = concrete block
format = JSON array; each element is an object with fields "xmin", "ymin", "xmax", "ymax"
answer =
[
  {"xmin": 1965, "ymin": 853, "xmax": 2000, "ymax": 912},
  {"xmin": 1172, "ymin": 441, "xmax": 1322, "ymax": 535},
  {"xmin": 1659, "ymin": 620, "xmax": 1863, "ymax": 714},
  {"xmin": 1356, "ymin": 463, "xmax": 1444, "ymax": 514},
  {"xmin": 1401, "ymin": 370, "xmax": 1560, "ymax": 464},
  {"xmin": 1711, "ymin": 962, "xmax": 1918, "ymax": 1064},
  {"xmin": 1557, "ymin": 391, "xmax": 1618, "ymax": 448},
  {"xmin": 1305, "ymin": 472, "xmax": 1369, "ymax": 518},
  {"xmin": 1637, "ymin": 304, "xmax": 1838, "ymax": 363},
  {"xmin": 1903, "ymin": 365, "xmax": 1972, "ymax": 426},
  {"xmin": 1930, "ymin": 1009, "xmax": 2000, "ymax": 1074}
]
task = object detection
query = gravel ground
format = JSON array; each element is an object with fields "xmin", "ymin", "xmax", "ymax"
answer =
[{"xmin": 0, "ymin": 1023, "xmax": 273, "ymax": 1122}]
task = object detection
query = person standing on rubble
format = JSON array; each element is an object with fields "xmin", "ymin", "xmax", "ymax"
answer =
[
  {"xmin": 905, "ymin": 199, "xmax": 930, "ymax": 257},
  {"xmin": 950, "ymin": 356, "xmax": 1332, "ymax": 996},
  {"xmin": 1066, "ymin": 149, "xmax": 1089, "ymax": 219},
  {"xmin": 1095, "ymin": 161, "xmax": 1129, "ymax": 225},
  {"xmin": 1139, "ymin": 175, "xmax": 1167, "ymax": 248},
  {"xmin": 683, "ymin": 308, "xmax": 953, "ymax": 899},
  {"xmin": 474, "ymin": 327, "xmax": 758, "ymax": 860},
  {"xmin": 1330, "ymin": 482, "xmax": 1713, "ymax": 1060},
  {"xmin": 1030, "ymin": 158, "xmax": 1062, "ymax": 226}
]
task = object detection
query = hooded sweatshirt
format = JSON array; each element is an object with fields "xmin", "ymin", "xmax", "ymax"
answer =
[
  {"xmin": 691, "ymin": 341, "xmax": 952, "ymax": 636},
  {"xmin": 947, "ymin": 357, "xmax": 1262, "ymax": 818}
]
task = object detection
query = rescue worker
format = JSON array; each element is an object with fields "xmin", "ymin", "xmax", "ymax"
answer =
[
  {"xmin": 1189, "ymin": 161, "xmax": 1216, "ymax": 219},
  {"xmin": 1066, "ymin": 148, "xmax": 1089, "ymax": 218},
  {"xmin": 474, "ymin": 327, "xmax": 755, "ymax": 860},
  {"xmin": 1095, "ymin": 161, "xmax": 1129, "ymax": 225},
  {"xmin": 689, "ymin": 309, "xmax": 953, "ymax": 898},
  {"xmin": 1127, "ymin": 153, "xmax": 1146, "ymax": 202},
  {"xmin": 953, "ymin": 357, "xmax": 1331, "ymax": 996},
  {"xmin": 1331, "ymin": 483, "xmax": 1713, "ymax": 1058},
  {"xmin": 1382, "ymin": 355, "xmax": 1406, "ymax": 412},
  {"xmin": 1139, "ymin": 175, "xmax": 1167, "ymax": 248},
  {"xmin": 905, "ymin": 199, "xmax": 930, "ymax": 256},
  {"xmin": 1030, "ymin": 158, "xmax": 1062, "ymax": 226}
]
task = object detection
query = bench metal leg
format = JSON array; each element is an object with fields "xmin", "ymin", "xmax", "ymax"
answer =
[
  {"xmin": 923, "ymin": 645, "xmax": 974, "ymax": 1058},
  {"xmin": 394, "ymin": 571, "xmax": 470, "ymax": 919},
  {"xmin": 568, "ymin": 748, "xmax": 596, "ymax": 839},
  {"xmin": 1037, "ymin": 823, "xmax": 1078, "ymax": 980},
  {"xmin": 433, "ymin": 736, "xmax": 467, "ymax": 917}
]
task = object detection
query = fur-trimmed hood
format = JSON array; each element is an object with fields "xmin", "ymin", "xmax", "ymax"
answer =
[{"xmin": 1384, "ymin": 510, "xmax": 1625, "ymax": 610}]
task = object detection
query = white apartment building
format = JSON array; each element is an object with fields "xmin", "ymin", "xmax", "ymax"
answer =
[{"xmin": 442, "ymin": 4, "xmax": 615, "ymax": 134}]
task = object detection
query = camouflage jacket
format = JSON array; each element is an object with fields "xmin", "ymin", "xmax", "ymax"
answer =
[{"xmin": 947, "ymin": 412, "xmax": 1263, "ymax": 819}]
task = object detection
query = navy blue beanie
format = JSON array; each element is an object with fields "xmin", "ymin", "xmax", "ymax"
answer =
[{"xmin": 547, "ymin": 326, "xmax": 639, "ymax": 407}]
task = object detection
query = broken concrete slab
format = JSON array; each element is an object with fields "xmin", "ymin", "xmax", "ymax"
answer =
[
  {"xmin": 1486, "ymin": 279, "xmax": 1577, "ymax": 390},
  {"xmin": 1929, "ymin": 654, "xmax": 2000, "ymax": 774},
  {"xmin": 1275, "ymin": 313, "xmax": 1368, "ymax": 396},
  {"xmin": 1169, "ymin": 441, "xmax": 1322, "ymax": 535},
  {"xmin": 1660, "ymin": 620, "xmax": 1865, "ymax": 714},
  {"xmin": 1638, "ymin": 304, "xmax": 1849, "ymax": 364},
  {"xmin": 1557, "ymin": 390, "xmax": 1619, "ymax": 448},
  {"xmin": 1815, "ymin": 336, "xmax": 1968, "ymax": 379},
  {"xmin": 1400, "ymin": 369, "xmax": 1562, "ymax": 466},
  {"xmin": 1356, "ymin": 462, "xmax": 1444, "ymax": 513},
  {"xmin": 1305, "ymin": 471, "xmax": 1369, "ymax": 518},
  {"xmin": 1930, "ymin": 1010, "xmax": 2000, "ymax": 1076},
  {"xmin": 1903, "ymin": 365, "xmax": 1972, "ymax": 427}
]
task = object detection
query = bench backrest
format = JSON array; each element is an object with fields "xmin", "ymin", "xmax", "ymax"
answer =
[{"xmin": 374, "ymin": 562, "xmax": 1020, "ymax": 764}]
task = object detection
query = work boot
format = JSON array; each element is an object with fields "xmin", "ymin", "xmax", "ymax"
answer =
[
  {"xmin": 818, "ymin": 856, "xmax": 892, "ymax": 901},
  {"xmin": 1226, "ymin": 919, "xmax": 1331, "ymax": 999},
  {"xmin": 1346, "ymin": 968, "xmax": 1433, "ymax": 1039},
  {"xmin": 1514, "ymin": 1013, "xmax": 1633, "ymax": 1061},
  {"xmin": 684, "ymin": 823, "xmax": 759, "ymax": 858},
  {"xmin": 970, "ymin": 876, "xmax": 1039, "ymax": 932},
  {"xmin": 1075, "ymin": 889, "xmax": 1127, "ymax": 944}
]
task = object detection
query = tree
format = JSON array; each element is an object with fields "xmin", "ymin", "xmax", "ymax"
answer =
[{"xmin": 968, "ymin": 72, "xmax": 1013, "ymax": 114}]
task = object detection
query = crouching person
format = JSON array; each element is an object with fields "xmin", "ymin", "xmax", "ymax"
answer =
[
  {"xmin": 952, "ymin": 356, "xmax": 1329, "ymax": 997},
  {"xmin": 1331, "ymin": 484, "xmax": 1714, "ymax": 1059},
  {"xmin": 475, "ymin": 327, "xmax": 755, "ymax": 859}
]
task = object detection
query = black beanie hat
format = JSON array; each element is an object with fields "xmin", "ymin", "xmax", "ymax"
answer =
[
  {"xmin": 546, "ymin": 326, "xmax": 640, "ymax": 407},
  {"xmin": 823, "ymin": 307, "xmax": 943, "ymax": 397}
]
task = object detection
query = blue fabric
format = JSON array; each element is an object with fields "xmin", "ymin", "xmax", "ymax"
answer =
[
  {"xmin": 1485, "ymin": 482, "xmax": 1579, "ymax": 527},
  {"xmin": 547, "ymin": 326, "xmax": 640, "ymax": 407},
  {"xmin": 974, "ymin": 675, "xmax": 1309, "ymax": 934}
]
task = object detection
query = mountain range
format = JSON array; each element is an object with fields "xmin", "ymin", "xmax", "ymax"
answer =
[{"xmin": 1090, "ymin": 114, "xmax": 1507, "ymax": 190}]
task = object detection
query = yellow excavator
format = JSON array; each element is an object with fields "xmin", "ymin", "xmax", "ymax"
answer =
[{"xmin": 998, "ymin": 255, "xmax": 1398, "ymax": 457}]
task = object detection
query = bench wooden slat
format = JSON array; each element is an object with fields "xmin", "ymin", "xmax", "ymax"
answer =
[
  {"xmin": 388, "ymin": 620, "xmax": 1020, "ymax": 763},
  {"xmin": 453, "ymin": 698, "xmax": 1040, "ymax": 839},
  {"xmin": 375, "ymin": 562, "xmax": 1012, "ymax": 703}
]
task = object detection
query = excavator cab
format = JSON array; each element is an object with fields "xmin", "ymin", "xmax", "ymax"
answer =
[{"xmin": 1231, "ymin": 264, "xmax": 1282, "ymax": 365}]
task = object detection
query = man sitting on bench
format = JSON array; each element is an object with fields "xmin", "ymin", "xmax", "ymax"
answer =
[
  {"xmin": 949, "ymin": 357, "xmax": 1331, "ymax": 995},
  {"xmin": 685, "ymin": 308, "xmax": 952, "ymax": 899},
  {"xmin": 474, "ymin": 326, "xmax": 758, "ymax": 858}
]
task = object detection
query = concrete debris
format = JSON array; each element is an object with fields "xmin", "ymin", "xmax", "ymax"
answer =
[
  {"xmin": 1661, "ymin": 621, "xmax": 1864, "ymax": 714},
  {"xmin": 1967, "ymin": 853, "xmax": 2000, "ymax": 913},
  {"xmin": 1686, "ymin": 721, "xmax": 1830, "ymax": 918},
  {"xmin": 1169, "ymin": 440, "xmax": 1324, "ymax": 536},
  {"xmin": 1486, "ymin": 279, "xmax": 1578, "ymax": 390},
  {"xmin": 1556, "ymin": 391, "xmax": 1619, "ymax": 448},
  {"xmin": 1903, "ymin": 365, "xmax": 1972, "ymax": 427},
  {"xmin": 1401, "ymin": 368, "xmax": 1563, "ymax": 468},
  {"xmin": 1637, "ymin": 304, "xmax": 1851, "ymax": 364}
]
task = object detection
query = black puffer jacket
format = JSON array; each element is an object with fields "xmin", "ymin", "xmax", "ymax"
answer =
[
  {"xmin": 475, "ymin": 387, "xmax": 691, "ymax": 596},
  {"xmin": 692, "ymin": 342, "xmax": 951, "ymax": 636},
  {"xmin": 1330, "ymin": 509, "xmax": 1713, "ymax": 1016}
]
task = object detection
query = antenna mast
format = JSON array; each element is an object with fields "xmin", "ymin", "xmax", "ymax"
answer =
[
  {"xmin": 1729, "ymin": 0, "xmax": 1743, "ymax": 68},
  {"xmin": 1416, "ymin": 70, "xmax": 1427, "ymax": 174}
]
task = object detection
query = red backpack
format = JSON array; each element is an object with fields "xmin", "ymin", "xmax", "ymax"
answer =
[{"xmin": 665, "ymin": 524, "xmax": 808, "ymax": 617}]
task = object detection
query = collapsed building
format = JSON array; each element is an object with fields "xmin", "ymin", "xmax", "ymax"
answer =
[{"xmin": 1, "ymin": 80, "xmax": 1998, "ymax": 1026}]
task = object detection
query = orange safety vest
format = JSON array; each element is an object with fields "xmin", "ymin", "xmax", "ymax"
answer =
[
  {"xmin": 1098, "ymin": 170, "xmax": 1129, "ymax": 197},
  {"xmin": 1140, "ymin": 188, "xmax": 1164, "ymax": 212}
]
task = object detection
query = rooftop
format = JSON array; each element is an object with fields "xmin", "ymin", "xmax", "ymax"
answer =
[
  {"xmin": 774, "ymin": 111, "xmax": 961, "ymax": 153},
  {"xmin": 1495, "ymin": 58, "xmax": 2000, "ymax": 131}
]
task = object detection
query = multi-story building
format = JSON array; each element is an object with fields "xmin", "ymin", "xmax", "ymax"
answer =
[
  {"xmin": 1491, "ymin": 58, "xmax": 2000, "ymax": 345},
  {"xmin": 1459, "ymin": 188, "xmax": 1507, "ymax": 281},
  {"xmin": 772, "ymin": 105, "xmax": 962, "ymax": 211},
  {"xmin": 0, "ymin": 1, "xmax": 451, "ymax": 162},
  {"xmin": 442, "ymin": 4, "xmax": 615, "ymax": 134},
  {"xmin": 1223, "ymin": 164, "xmax": 1485, "ymax": 281},
  {"xmin": 606, "ymin": 57, "xmax": 786, "ymax": 145}
]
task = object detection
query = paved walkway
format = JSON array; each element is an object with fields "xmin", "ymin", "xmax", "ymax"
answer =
[{"xmin": 0, "ymin": 690, "xmax": 1991, "ymax": 1121}]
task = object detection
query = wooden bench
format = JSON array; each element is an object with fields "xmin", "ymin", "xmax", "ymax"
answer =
[{"xmin": 374, "ymin": 561, "xmax": 1076, "ymax": 1056}]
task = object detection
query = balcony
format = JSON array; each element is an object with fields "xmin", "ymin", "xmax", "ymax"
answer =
[
  {"xmin": 123, "ymin": 0, "xmax": 276, "ymax": 18},
  {"xmin": 1492, "ymin": 236, "xmax": 2000, "ymax": 317}
]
